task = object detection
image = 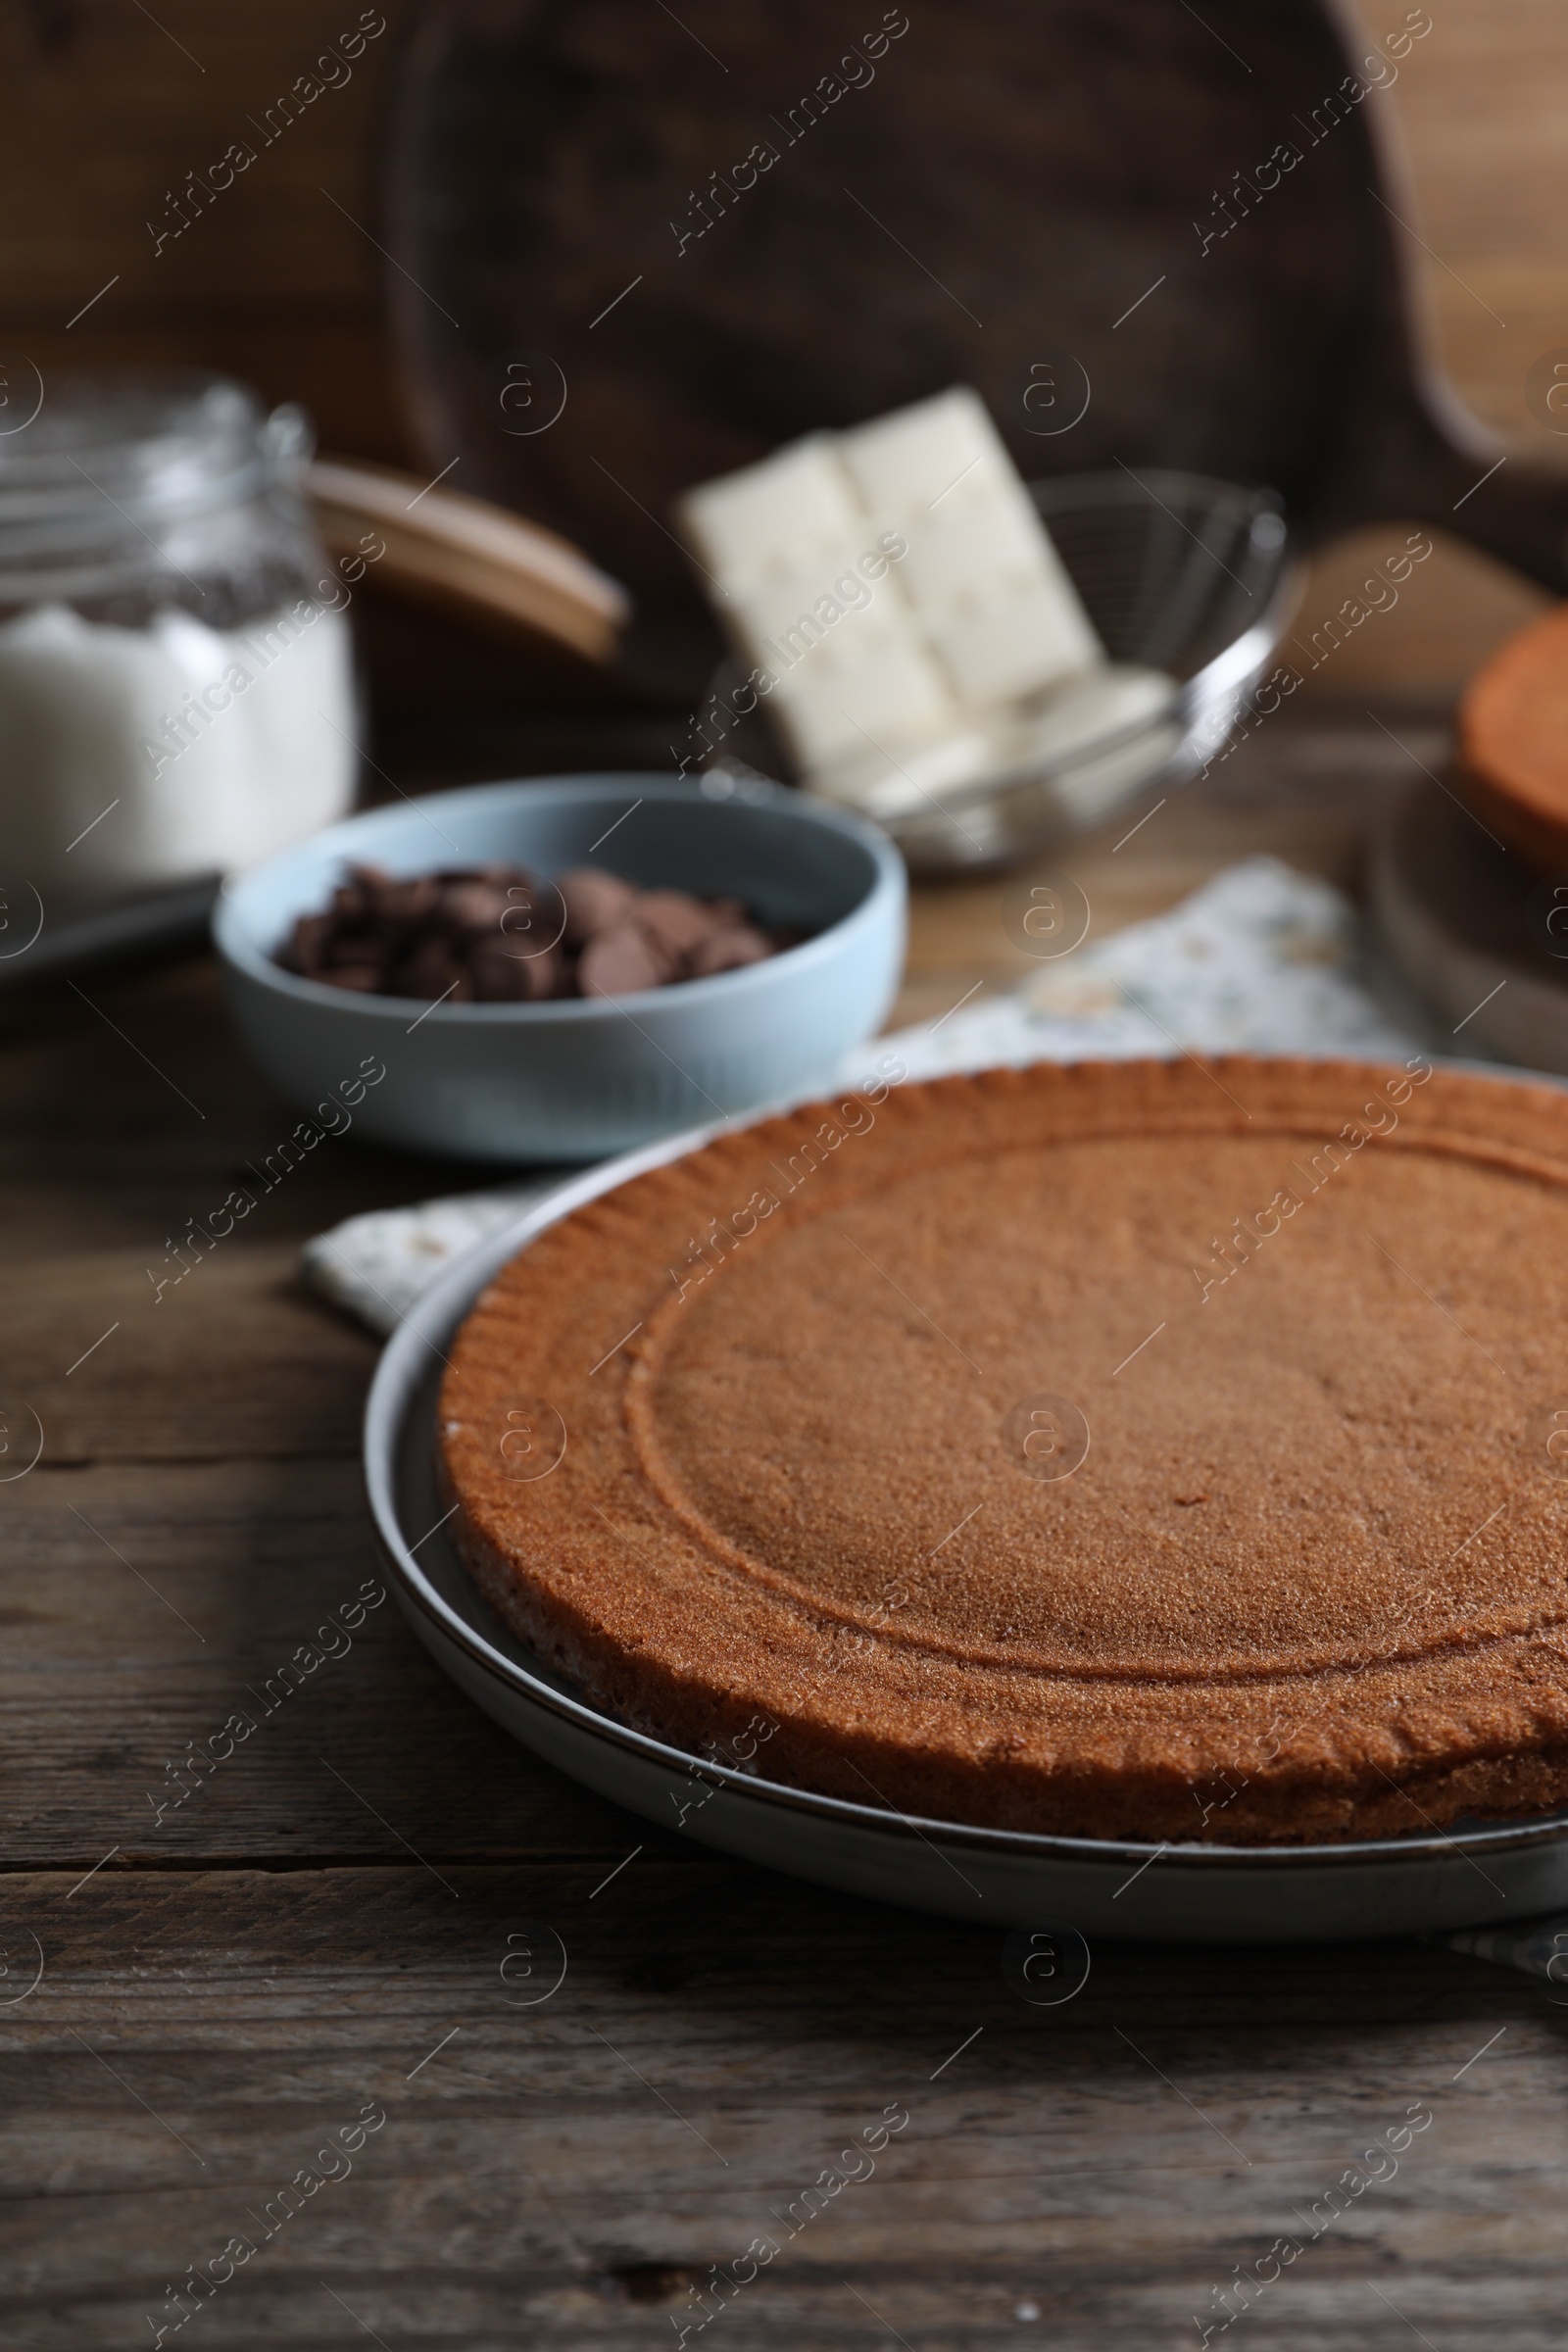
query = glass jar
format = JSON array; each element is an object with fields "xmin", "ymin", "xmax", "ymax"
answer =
[{"xmin": 0, "ymin": 368, "xmax": 358, "ymax": 904}]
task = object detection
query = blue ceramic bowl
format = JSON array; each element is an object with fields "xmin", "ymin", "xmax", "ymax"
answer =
[{"xmin": 214, "ymin": 773, "xmax": 906, "ymax": 1161}]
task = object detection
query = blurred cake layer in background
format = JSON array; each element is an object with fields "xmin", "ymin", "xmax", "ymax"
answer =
[{"xmin": 1457, "ymin": 604, "xmax": 1568, "ymax": 872}]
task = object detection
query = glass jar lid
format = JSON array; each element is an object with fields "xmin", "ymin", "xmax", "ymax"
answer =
[
  {"xmin": 0, "ymin": 368, "xmax": 320, "ymax": 619},
  {"xmin": 0, "ymin": 369, "xmax": 310, "ymax": 557}
]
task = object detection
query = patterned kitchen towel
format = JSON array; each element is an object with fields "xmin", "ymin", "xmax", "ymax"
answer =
[{"xmin": 1437, "ymin": 1915, "xmax": 1568, "ymax": 1985}]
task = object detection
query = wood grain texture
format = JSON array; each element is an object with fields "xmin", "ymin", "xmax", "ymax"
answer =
[
  {"xmin": 0, "ymin": 3, "xmax": 1564, "ymax": 561},
  {"xmin": 1382, "ymin": 0, "xmax": 1568, "ymax": 466},
  {"xmin": 379, "ymin": 0, "xmax": 1406, "ymax": 687},
  {"xmin": 379, "ymin": 0, "xmax": 1568, "ymax": 697},
  {"xmin": 0, "ymin": 1866, "xmax": 1561, "ymax": 2349},
  {"xmin": 0, "ymin": 0, "xmax": 1563, "ymax": 708},
  {"xmin": 0, "ymin": 0, "xmax": 417, "ymax": 458},
  {"xmin": 0, "ymin": 1455, "xmax": 636, "ymax": 1863},
  {"xmin": 307, "ymin": 458, "xmax": 632, "ymax": 660}
]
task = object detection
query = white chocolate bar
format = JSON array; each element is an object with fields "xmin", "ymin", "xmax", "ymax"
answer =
[
  {"xmin": 675, "ymin": 387, "xmax": 1171, "ymax": 827},
  {"xmin": 683, "ymin": 436, "xmax": 858, "ymax": 588}
]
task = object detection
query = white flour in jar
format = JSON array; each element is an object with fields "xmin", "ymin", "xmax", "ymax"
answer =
[{"xmin": 0, "ymin": 595, "xmax": 356, "ymax": 900}]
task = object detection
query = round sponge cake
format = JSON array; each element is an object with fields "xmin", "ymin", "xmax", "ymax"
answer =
[
  {"xmin": 1457, "ymin": 602, "xmax": 1568, "ymax": 872},
  {"xmin": 439, "ymin": 1057, "xmax": 1568, "ymax": 1842}
]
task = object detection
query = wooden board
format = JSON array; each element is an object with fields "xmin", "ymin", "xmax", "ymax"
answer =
[
  {"xmin": 307, "ymin": 458, "xmax": 631, "ymax": 660},
  {"xmin": 1, "ymin": 0, "xmax": 1567, "ymax": 480},
  {"xmin": 1372, "ymin": 776, "xmax": 1568, "ymax": 1071},
  {"xmin": 383, "ymin": 0, "xmax": 1568, "ymax": 692},
  {"xmin": 2, "ymin": 0, "xmax": 1566, "ymax": 725}
]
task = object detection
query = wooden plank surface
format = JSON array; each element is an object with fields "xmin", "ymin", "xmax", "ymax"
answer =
[
  {"xmin": 4, "ymin": 697, "xmax": 1567, "ymax": 2347},
  {"xmin": 0, "ymin": 1453, "xmax": 632, "ymax": 1863},
  {"xmin": 1, "ymin": 1867, "xmax": 1559, "ymax": 2351}
]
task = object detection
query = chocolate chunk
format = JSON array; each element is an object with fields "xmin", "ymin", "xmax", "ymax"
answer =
[
  {"xmin": 469, "ymin": 938, "xmax": 564, "ymax": 1002},
  {"xmin": 467, "ymin": 941, "xmax": 526, "ymax": 1003},
  {"xmin": 319, "ymin": 963, "xmax": 386, "ymax": 993},
  {"xmin": 279, "ymin": 912, "xmax": 333, "ymax": 976},
  {"xmin": 342, "ymin": 861, "xmax": 393, "ymax": 914},
  {"xmin": 637, "ymin": 889, "xmax": 725, "ymax": 963},
  {"xmin": 558, "ymin": 866, "xmax": 639, "ymax": 948},
  {"xmin": 375, "ymin": 874, "xmax": 445, "ymax": 928},
  {"xmin": 275, "ymin": 856, "xmax": 792, "ymax": 1003},
  {"xmin": 440, "ymin": 879, "xmax": 514, "ymax": 935},
  {"xmin": 495, "ymin": 882, "xmax": 566, "ymax": 957},
  {"xmin": 686, "ymin": 923, "xmax": 774, "ymax": 977},
  {"xmin": 395, "ymin": 938, "xmax": 474, "ymax": 1003},
  {"xmin": 578, "ymin": 922, "xmax": 672, "ymax": 998},
  {"xmin": 322, "ymin": 929, "xmax": 381, "ymax": 965}
]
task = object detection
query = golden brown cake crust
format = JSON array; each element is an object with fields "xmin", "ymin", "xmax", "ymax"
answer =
[
  {"xmin": 1458, "ymin": 603, "xmax": 1568, "ymax": 872},
  {"xmin": 438, "ymin": 1057, "xmax": 1568, "ymax": 1844}
]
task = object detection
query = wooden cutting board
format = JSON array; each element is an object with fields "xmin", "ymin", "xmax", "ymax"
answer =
[
  {"xmin": 1372, "ymin": 781, "xmax": 1568, "ymax": 1074},
  {"xmin": 381, "ymin": 0, "xmax": 1568, "ymax": 694},
  {"xmin": 305, "ymin": 456, "xmax": 630, "ymax": 661}
]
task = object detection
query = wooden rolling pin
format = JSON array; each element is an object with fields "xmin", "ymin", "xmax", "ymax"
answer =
[{"xmin": 304, "ymin": 457, "xmax": 632, "ymax": 663}]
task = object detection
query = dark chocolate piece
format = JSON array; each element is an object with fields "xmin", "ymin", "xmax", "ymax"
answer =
[{"xmin": 277, "ymin": 857, "xmax": 794, "ymax": 1004}]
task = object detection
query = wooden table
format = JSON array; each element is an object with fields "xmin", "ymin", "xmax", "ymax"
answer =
[{"xmin": 4, "ymin": 698, "xmax": 1564, "ymax": 2352}]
